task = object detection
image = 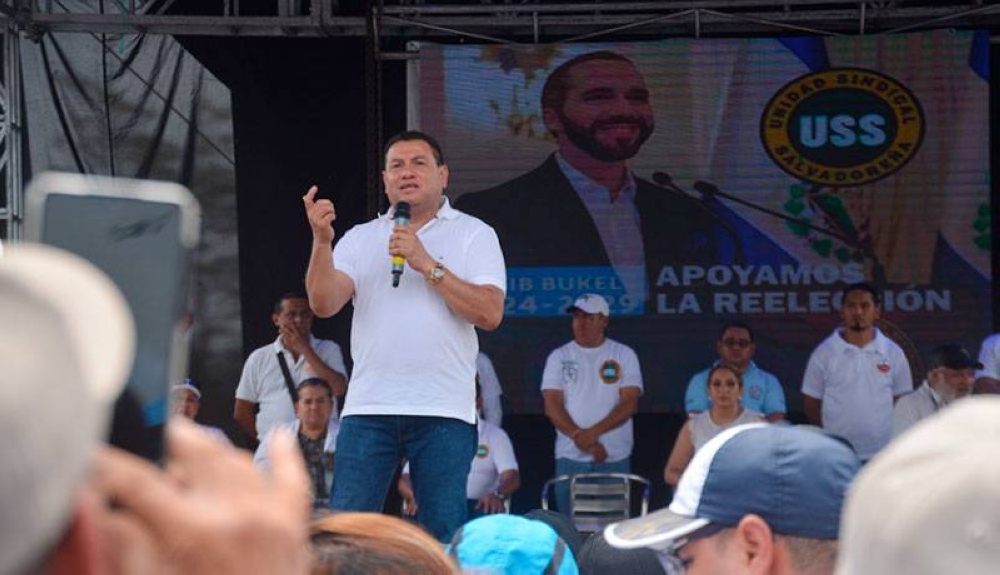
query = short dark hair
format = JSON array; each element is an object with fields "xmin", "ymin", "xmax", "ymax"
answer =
[
  {"xmin": 541, "ymin": 51, "xmax": 637, "ymax": 113},
  {"xmin": 296, "ymin": 377, "xmax": 333, "ymax": 400},
  {"xmin": 273, "ymin": 291, "xmax": 308, "ymax": 314},
  {"xmin": 717, "ymin": 320, "xmax": 755, "ymax": 343},
  {"xmin": 842, "ymin": 282, "xmax": 881, "ymax": 307},
  {"xmin": 383, "ymin": 130, "xmax": 446, "ymax": 168}
]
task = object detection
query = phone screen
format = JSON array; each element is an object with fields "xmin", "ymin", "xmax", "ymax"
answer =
[{"xmin": 26, "ymin": 173, "xmax": 200, "ymax": 461}]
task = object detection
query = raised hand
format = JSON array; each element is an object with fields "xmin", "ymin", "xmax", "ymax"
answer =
[{"xmin": 303, "ymin": 186, "xmax": 336, "ymax": 244}]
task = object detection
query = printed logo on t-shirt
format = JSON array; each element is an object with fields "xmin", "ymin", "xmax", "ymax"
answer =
[
  {"xmin": 476, "ymin": 444, "xmax": 489, "ymax": 459},
  {"xmin": 877, "ymin": 363, "xmax": 891, "ymax": 373},
  {"xmin": 600, "ymin": 360, "xmax": 621, "ymax": 384},
  {"xmin": 748, "ymin": 385, "xmax": 762, "ymax": 400},
  {"xmin": 561, "ymin": 360, "xmax": 578, "ymax": 383}
]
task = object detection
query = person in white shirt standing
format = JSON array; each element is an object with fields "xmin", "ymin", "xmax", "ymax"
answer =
[
  {"xmin": 233, "ymin": 292, "xmax": 347, "ymax": 441},
  {"xmin": 303, "ymin": 130, "xmax": 506, "ymax": 542},
  {"xmin": 802, "ymin": 282, "xmax": 912, "ymax": 462},
  {"xmin": 541, "ymin": 293, "xmax": 643, "ymax": 513}
]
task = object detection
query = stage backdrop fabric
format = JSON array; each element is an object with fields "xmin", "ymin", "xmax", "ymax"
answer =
[{"xmin": 412, "ymin": 30, "xmax": 992, "ymax": 414}]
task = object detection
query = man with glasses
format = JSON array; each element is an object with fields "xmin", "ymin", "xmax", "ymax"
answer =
[
  {"xmin": 605, "ymin": 423, "xmax": 860, "ymax": 575},
  {"xmin": 684, "ymin": 320, "xmax": 786, "ymax": 422}
]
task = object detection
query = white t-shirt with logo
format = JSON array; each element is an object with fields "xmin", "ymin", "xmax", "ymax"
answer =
[
  {"xmin": 541, "ymin": 338, "xmax": 644, "ymax": 462},
  {"xmin": 466, "ymin": 419, "xmax": 519, "ymax": 500},
  {"xmin": 334, "ymin": 199, "xmax": 506, "ymax": 424}
]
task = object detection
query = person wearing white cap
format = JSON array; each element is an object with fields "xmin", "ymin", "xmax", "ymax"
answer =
[
  {"xmin": 836, "ymin": 397, "xmax": 1000, "ymax": 575},
  {"xmin": 170, "ymin": 378, "xmax": 231, "ymax": 443},
  {"xmin": 1, "ymin": 244, "xmax": 314, "ymax": 574},
  {"xmin": 606, "ymin": 423, "xmax": 861, "ymax": 575},
  {"xmin": 542, "ymin": 292, "xmax": 644, "ymax": 513},
  {"xmin": 892, "ymin": 343, "xmax": 979, "ymax": 437},
  {"xmin": 973, "ymin": 332, "xmax": 1000, "ymax": 394}
]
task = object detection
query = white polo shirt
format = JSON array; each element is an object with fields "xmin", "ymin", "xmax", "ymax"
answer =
[
  {"xmin": 802, "ymin": 328, "xmax": 912, "ymax": 460},
  {"xmin": 235, "ymin": 336, "xmax": 346, "ymax": 439},
  {"xmin": 334, "ymin": 199, "xmax": 506, "ymax": 424},
  {"xmin": 541, "ymin": 338, "xmax": 644, "ymax": 462}
]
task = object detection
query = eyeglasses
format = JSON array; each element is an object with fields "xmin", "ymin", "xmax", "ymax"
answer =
[
  {"xmin": 651, "ymin": 523, "xmax": 730, "ymax": 574},
  {"xmin": 722, "ymin": 338, "xmax": 752, "ymax": 348}
]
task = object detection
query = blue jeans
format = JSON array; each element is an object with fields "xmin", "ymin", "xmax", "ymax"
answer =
[
  {"xmin": 553, "ymin": 457, "xmax": 631, "ymax": 515},
  {"xmin": 330, "ymin": 415, "xmax": 476, "ymax": 542}
]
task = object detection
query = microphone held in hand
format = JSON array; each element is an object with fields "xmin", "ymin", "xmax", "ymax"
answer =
[{"xmin": 391, "ymin": 201, "xmax": 411, "ymax": 288}]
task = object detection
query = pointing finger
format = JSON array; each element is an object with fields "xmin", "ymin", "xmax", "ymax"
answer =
[{"xmin": 302, "ymin": 185, "xmax": 319, "ymax": 205}]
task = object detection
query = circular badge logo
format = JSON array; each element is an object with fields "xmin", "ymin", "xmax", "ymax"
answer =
[
  {"xmin": 476, "ymin": 444, "xmax": 489, "ymax": 459},
  {"xmin": 600, "ymin": 360, "xmax": 621, "ymax": 384},
  {"xmin": 760, "ymin": 68, "xmax": 924, "ymax": 187}
]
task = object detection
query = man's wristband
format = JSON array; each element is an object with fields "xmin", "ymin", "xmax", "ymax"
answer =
[{"xmin": 570, "ymin": 429, "xmax": 582, "ymax": 439}]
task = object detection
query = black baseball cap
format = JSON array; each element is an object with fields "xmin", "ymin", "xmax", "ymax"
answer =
[{"xmin": 927, "ymin": 343, "xmax": 983, "ymax": 370}]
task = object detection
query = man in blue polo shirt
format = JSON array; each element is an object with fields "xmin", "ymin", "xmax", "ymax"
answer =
[{"xmin": 684, "ymin": 320, "xmax": 786, "ymax": 422}]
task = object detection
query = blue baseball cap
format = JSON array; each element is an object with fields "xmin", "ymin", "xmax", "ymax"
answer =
[
  {"xmin": 605, "ymin": 423, "xmax": 860, "ymax": 551},
  {"xmin": 449, "ymin": 514, "xmax": 579, "ymax": 575}
]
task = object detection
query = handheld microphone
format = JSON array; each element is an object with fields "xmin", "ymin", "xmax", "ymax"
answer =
[{"xmin": 390, "ymin": 201, "xmax": 411, "ymax": 288}]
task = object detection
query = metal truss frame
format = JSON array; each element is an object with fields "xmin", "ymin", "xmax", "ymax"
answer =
[
  {"xmin": 1, "ymin": 19, "xmax": 21, "ymax": 243},
  {"xmin": 6, "ymin": 1, "xmax": 1000, "ymax": 40}
]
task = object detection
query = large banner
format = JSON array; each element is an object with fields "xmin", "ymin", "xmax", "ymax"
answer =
[{"xmin": 412, "ymin": 30, "xmax": 992, "ymax": 414}]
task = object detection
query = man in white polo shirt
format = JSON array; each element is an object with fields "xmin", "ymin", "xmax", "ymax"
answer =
[
  {"xmin": 541, "ymin": 293, "xmax": 643, "ymax": 513},
  {"xmin": 802, "ymin": 282, "xmax": 912, "ymax": 462},
  {"xmin": 303, "ymin": 130, "xmax": 506, "ymax": 542},
  {"xmin": 233, "ymin": 292, "xmax": 347, "ymax": 441}
]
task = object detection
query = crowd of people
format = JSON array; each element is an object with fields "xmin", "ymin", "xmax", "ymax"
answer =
[{"xmin": 4, "ymin": 123, "xmax": 998, "ymax": 574}]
